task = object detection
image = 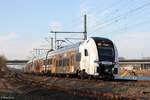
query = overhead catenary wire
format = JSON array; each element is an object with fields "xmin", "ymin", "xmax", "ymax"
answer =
[
  {"xmin": 89, "ymin": 1, "xmax": 150, "ymax": 36},
  {"xmin": 95, "ymin": 2, "xmax": 150, "ymax": 29},
  {"xmin": 106, "ymin": 19, "xmax": 150, "ymax": 35},
  {"xmin": 97, "ymin": 6, "xmax": 150, "ymax": 36},
  {"xmin": 88, "ymin": 0, "xmax": 126, "ymax": 27},
  {"xmin": 67, "ymin": 0, "xmax": 124, "ymax": 38}
]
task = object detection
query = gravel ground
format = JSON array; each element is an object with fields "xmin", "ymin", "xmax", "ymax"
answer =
[
  {"xmin": 0, "ymin": 89, "xmax": 95, "ymax": 100},
  {"xmin": 0, "ymin": 68, "xmax": 150, "ymax": 100},
  {"xmin": 0, "ymin": 70, "xmax": 96, "ymax": 100}
]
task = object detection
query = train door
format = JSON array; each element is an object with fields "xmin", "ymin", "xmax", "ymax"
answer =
[
  {"xmin": 66, "ymin": 51, "xmax": 76, "ymax": 74},
  {"xmin": 69, "ymin": 54, "xmax": 75, "ymax": 73},
  {"xmin": 74, "ymin": 53, "xmax": 81, "ymax": 72},
  {"xmin": 51, "ymin": 57, "xmax": 57, "ymax": 73},
  {"xmin": 83, "ymin": 49, "xmax": 90, "ymax": 73}
]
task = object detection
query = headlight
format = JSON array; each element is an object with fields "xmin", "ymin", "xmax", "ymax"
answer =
[
  {"xmin": 113, "ymin": 68, "xmax": 118, "ymax": 74},
  {"xmin": 105, "ymin": 69, "xmax": 109, "ymax": 72}
]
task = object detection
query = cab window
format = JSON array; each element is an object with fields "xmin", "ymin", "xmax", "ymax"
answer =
[{"xmin": 84, "ymin": 49, "xmax": 88, "ymax": 56}]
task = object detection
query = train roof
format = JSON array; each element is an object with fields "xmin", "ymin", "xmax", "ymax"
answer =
[
  {"xmin": 47, "ymin": 42, "xmax": 81, "ymax": 57},
  {"xmin": 28, "ymin": 37, "xmax": 114, "ymax": 61},
  {"xmin": 91, "ymin": 37, "xmax": 113, "ymax": 42}
]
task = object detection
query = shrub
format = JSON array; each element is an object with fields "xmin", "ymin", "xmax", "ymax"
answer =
[{"xmin": 0, "ymin": 55, "xmax": 7, "ymax": 68}]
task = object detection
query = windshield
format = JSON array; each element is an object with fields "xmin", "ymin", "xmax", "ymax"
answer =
[
  {"xmin": 98, "ymin": 47, "xmax": 115, "ymax": 62},
  {"xmin": 92, "ymin": 37, "xmax": 115, "ymax": 62}
]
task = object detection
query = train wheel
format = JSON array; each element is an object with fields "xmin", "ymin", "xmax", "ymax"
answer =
[
  {"xmin": 80, "ymin": 73, "xmax": 84, "ymax": 80},
  {"xmin": 88, "ymin": 75, "xmax": 92, "ymax": 80},
  {"xmin": 77, "ymin": 70, "xmax": 81, "ymax": 79},
  {"xmin": 80, "ymin": 69, "xmax": 88, "ymax": 80},
  {"xmin": 66, "ymin": 74, "xmax": 70, "ymax": 78}
]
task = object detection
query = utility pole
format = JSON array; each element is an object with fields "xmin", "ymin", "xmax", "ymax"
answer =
[
  {"xmin": 50, "ymin": 31, "xmax": 84, "ymax": 49},
  {"xmin": 50, "ymin": 14, "xmax": 87, "ymax": 49},
  {"xmin": 84, "ymin": 14, "xmax": 87, "ymax": 40},
  {"xmin": 33, "ymin": 48, "xmax": 49, "ymax": 56},
  {"xmin": 50, "ymin": 37, "xmax": 54, "ymax": 50},
  {"xmin": 54, "ymin": 32, "xmax": 57, "ymax": 49}
]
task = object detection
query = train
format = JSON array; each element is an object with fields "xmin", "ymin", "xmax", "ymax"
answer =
[{"xmin": 24, "ymin": 37, "xmax": 119, "ymax": 79}]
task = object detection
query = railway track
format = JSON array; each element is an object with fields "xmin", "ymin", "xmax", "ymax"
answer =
[
  {"xmin": 48, "ymin": 77, "xmax": 150, "ymax": 99},
  {"xmin": 19, "ymin": 74, "xmax": 150, "ymax": 99},
  {"xmin": 1, "ymin": 69, "xmax": 150, "ymax": 100}
]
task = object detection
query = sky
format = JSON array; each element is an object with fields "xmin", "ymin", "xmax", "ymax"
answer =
[{"xmin": 0, "ymin": 0, "xmax": 150, "ymax": 60}]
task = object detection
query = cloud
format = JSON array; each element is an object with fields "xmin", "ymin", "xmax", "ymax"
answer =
[
  {"xmin": 0, "ymin": 32, "xmax": 17, "ymax": 43},
  {"xmin": 49, "ymin": 21, "xmax": 63, "ymax": 31},
  {"xmin": 114, "ymin": 32, "xmax": 150, "ymax": 59},
  {"xmin": 79, "ymin": 1, "xmax": 112, "ymax": 36},
  {"xmin": 80, "ymin": 3, "xmax": 89, "ymax": 16},
  {"xmin": 79, "ymin": 3, "xmax": 98, "ymax": 33},
  {"xmin": 99, "ymin": 10, "xmax": 111, "ymax": 17},
  {"xmin": 0, "ymin": 32, "xmax": 19, "ymax": 59},
  {"xmin": 8, "ymin": 32, "xmax": 17, "ymax": 38}
]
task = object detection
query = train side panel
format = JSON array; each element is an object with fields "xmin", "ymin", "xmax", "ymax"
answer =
[
  {"xmin": 79, "ymin": 39, "xmax": 99, "ymax": 75},
  {"xmin": 49, "ymin": 45, "xmax": 80, "ymax": 75},
  {"xmin": 25, "ymin": 37, "xmax": 119, "ymax": 78}
]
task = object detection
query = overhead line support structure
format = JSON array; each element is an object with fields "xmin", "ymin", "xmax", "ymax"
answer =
[
  {"xmin": 50, "ymin": 14, "xmax": 87, "ymax": 49},
  {"xmin": 50, "ymin": 31, "xmax": 83, "ymax": 49}
]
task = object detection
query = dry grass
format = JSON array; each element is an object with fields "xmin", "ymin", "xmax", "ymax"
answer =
[{"xmin": 0, "ymin": 55, "xmax": 7, "ymax": 68}]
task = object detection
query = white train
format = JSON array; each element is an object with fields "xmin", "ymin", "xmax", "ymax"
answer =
[{"xmin": 25, "ymin": 37, "xmax": 119, "ymax": 79}]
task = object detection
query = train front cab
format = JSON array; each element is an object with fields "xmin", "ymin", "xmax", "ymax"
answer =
[
  {"xmin": 94, "ymin": 37, "xmax": 119, "ymax": 79},
  {"xmin": 93, "ymin": 37, "xmax": 119, "ymax": 79},
  {"xmin": 79, "ymin": 37, "xmax": 119, "ymax": 79}
]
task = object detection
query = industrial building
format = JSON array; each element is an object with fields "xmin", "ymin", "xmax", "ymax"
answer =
[
  {"xmin": 119, "ymin": 59, "xmax": 150, "ymax": 70},
  {"xmin": 119, "ymin": 59, "xmax": 150, "ymax": 77}
]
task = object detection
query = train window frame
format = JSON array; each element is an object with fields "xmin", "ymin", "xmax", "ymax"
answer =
[
  {"xmin": 84, "ymin": 49, "xmax": 88, "ymax": 56},
  {"xmin": 56, "ymin": 60, "xmax": 59, "ymax": 67},
  {"xmin": 43, "ymin": 60, "xmax": 46, "ymax": 65},
  {"xmin": 49, "ymin": 59, "xmax": 52, "ymax": 65},
  {"xmin": 70, "ymin": 55, "xmax": 74, "ymax": 65},
  {"xmin": 62, "ymin": 59, "xmax": 65, "ymax": 67},
  {"xmin": 58, "ymin": 59, "xmax": 64, "ymax": 67},
  {"xmin": 76, "ymin": 53, "xmax": 81, "ymax": 61},
  {"xmin": 62, "ymin": 58, "xmax": 69, "ymax": 67},
  {"xmin": 59, "ymin": 60, "xmax": 61, "ymax": 67}
]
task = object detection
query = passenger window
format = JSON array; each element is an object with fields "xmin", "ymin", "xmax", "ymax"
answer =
[
  {"xmin": 59, "ymin": 60, "xmax": 63, "ymax": 67},
  {"xmin": 56, "ymin": 60, "xmax": 59, "ymax": 67},
  {"xmin": 49, "ymin": 59, "xmax": 52, "ymax": 65},
  {"xmin": 84, "ymin": 49, "xmax": 88, "ymax": 56},
  {"xmin": 76, "ymin": 53, "xmax": 81, "ymax": 61},
  {"xmin": 43, "ymin": 60, "xmax": 46, "ymax": 65},
  {"xmin": 62, "ymin": 58, "xmax": 69, "ymax": 67}
]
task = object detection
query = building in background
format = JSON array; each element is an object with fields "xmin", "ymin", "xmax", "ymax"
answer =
[{"xmin": 119, "ymin": 59, "xmax": 150, "ymax": 77}]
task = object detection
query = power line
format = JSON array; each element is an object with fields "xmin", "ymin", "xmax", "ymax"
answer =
[
  {"xmin": 88, "ymin": 0, "xmax": 131, "ymax": 29},
  {"xmin": 106, "ymin": 19, "xmax": 150, "ymax": 35},
  {"xmin": 89, "ymin": 1, "xmax": 150, "ymax": 36},
  {"xmin": 65, "ymin": 0, "xmax": 129, "ymax": 38},
  {"xmin": 101, "ymin": 9, "xmax": 150, "ymax": 36}
]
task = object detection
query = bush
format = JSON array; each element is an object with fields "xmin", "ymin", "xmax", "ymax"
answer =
[{"xmin": 0, "ymin": 55, "xmax": 7, "ymax": 68}]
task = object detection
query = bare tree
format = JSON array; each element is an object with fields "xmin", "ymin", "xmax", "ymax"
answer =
[{"xmin": 0, "ymin": 55, "xmax": 7, "ymax": 71}]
